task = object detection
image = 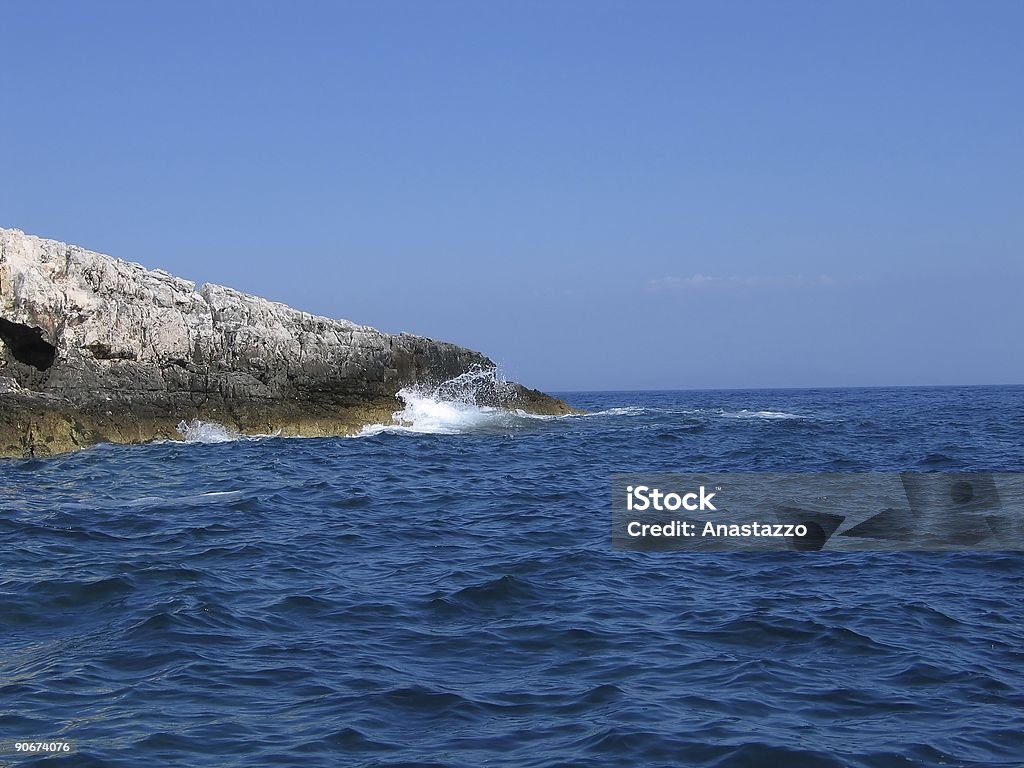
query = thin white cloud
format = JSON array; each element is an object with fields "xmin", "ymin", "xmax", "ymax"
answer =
[{"xmin": 648, "ymin": 274, "xmax": 835, "ymax": 291}]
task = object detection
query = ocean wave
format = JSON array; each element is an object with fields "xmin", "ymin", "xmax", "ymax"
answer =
[
  {"xmin": 58, "ymin": 490, "xmax": 245, "ymax": 514},
  {"xmin": 176, "ymin": 419, "xmax": 238, "ymax": 443},
  {"xmin": 581, "ymin": 405, "xmax": 807, "ymax": 420},
  {"xmin": 585, "ymin": 406, "xmax": 648, "ymax": 417},
  {"xmin": 358, "ymin": 368, "xmax": 571, "ymax": 436},
  {"xmin": 174, "ymin": 419, "xmax": 282, "ymax": 444},
  {"xmin": 717, "ymin": 408, "xmax": 808, "ymax": 420},
  {"xmin": 358, "ymin": 397, "xmax": 510, "ymax": 436},
  {"xmin": 6, "ymin": 385, "xmax": 1024, "ymax": 768}
]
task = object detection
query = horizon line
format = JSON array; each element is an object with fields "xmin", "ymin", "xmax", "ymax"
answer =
[{"xmin": 548, "ymin": 382, "xmax": 1024, "ymax": 395}]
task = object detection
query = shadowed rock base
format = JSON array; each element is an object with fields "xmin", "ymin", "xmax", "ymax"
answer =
[
  {"xmin": 1, "ymin": 385, "xmax": 578, "ymax": 458},
  {"xmin": 0, "ymin": 394, "xmax": 400, "ymax": 457}
]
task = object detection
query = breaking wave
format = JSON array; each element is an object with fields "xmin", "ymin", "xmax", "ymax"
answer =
[
  {"xmin": 588, "ymin": 406, "xmax": 648, "ymax": 417},
  {"xmin": 176, "ymin": 419, "xmax": 238, "ymax": 443},
  {"xmin": 717, "ymin": 409, "xmax": 807, "ymax": 420},
  {"xmin": 171, "ymin": 386, "xmax": 807, "ymax": 445},
  {"xmin": 359, "ymin": 368, "xmax": 566, "ymax": 437},
  {"xmin": 651, "ymin": 407, "xmax": 809, "ymax": 420},
  {"xmin": 174, "ymin": 420, "xmax": 282, "ymax": 444}
]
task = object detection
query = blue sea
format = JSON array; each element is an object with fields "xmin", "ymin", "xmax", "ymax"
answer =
[{"xmin": 3, "ymin": 384, "xmax": 1023, "ymax": 767}]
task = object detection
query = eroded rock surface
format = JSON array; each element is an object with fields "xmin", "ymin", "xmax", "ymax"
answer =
[{"xmin": 0, "ymin": 228, "xmax": 573, "ymax": 457}]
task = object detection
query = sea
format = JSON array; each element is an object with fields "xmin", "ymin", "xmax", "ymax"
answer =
[{"xmin": 2, "ymin": 382, "xmax": 1023, "ymax": 767}]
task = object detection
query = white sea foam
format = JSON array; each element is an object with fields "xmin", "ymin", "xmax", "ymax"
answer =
[
  {"xmin": 358, "ymin": 367, "xmax": 569, "ymax": 436},
  {"xmin": 587, "ymin": 406, "xmax": 647, "ymax": 417},
  {"xmin": 359, "ymin": 396, "xmax": 506, "ymax": 436},
  {"xmin": 717, "ymin": 409, "xmax": 806, "ymax": 420},
  {"xmin": 176, "ymin": 418, "xmax": 238, "ymax": 443},
  {"xmin": 171, "ymin": 369, "xmax": 650, "ymax": 441},
  {"xmin": 172, "ymin": 420, "xmax": 283, "ymax": 444}
]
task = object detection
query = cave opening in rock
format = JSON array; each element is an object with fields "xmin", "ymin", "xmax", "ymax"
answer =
[{"xmin": 0, "ymin": 317, "xmax": 56, "ymax": 371}]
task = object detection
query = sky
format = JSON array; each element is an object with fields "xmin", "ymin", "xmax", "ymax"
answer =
[{"xmin": 2, "ymin": 1, "xmax": 1021, "ymax": 391}]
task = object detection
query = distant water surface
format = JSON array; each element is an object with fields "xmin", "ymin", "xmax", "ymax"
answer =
[{"xmin": 2, "ymin": 385, "xmax": 1023, "ymax": 767}]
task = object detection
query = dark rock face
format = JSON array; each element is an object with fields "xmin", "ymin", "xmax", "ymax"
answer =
[
  {"xmin": 0, "ymin": 318, "xmax": 56, "ymax": 371},
  {"xmin": 0, "ymin": 228, "xmax": 575, "ymax": 457}
]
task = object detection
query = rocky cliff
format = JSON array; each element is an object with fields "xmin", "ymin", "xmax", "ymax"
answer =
[{"xmin": 0, "ymin": 228, "xmax": 573, "ymax": 457}]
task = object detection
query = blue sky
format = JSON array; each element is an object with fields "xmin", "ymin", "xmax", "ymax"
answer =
[{"xmin": 2, "ymin": 1, "xmax": 1021, "ymax": 390}]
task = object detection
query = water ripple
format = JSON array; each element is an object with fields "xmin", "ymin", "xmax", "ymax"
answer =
[{"xmin": 2, "ymin": 386, "xmax": 1023, "ymax": 766}]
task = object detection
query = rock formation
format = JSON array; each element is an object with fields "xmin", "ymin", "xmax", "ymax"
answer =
[{"xmin": 0, "ymin": 228, "xmax": 574, "ymax": 457}]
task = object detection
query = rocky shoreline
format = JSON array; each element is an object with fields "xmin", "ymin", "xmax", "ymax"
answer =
[{"xmin": 0, "ymin": 228, "xmax": 575, "ymax": 458}]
